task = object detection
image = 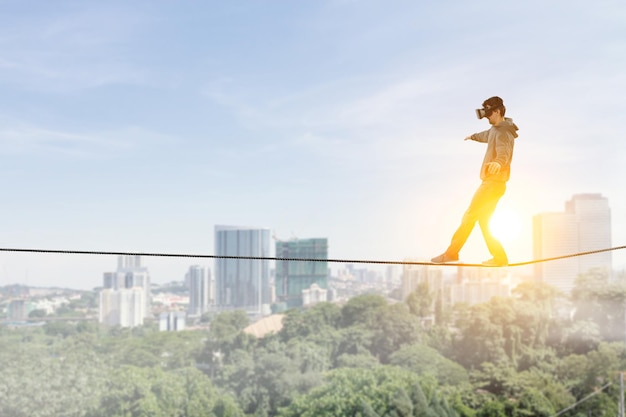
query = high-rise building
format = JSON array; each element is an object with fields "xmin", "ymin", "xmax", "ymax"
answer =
[
  {"xmin": 215, "ymin": 225, "xmax": 271, "ymax": 313},
  {"xmin": 533, "ymin": 193, "xmax": 612, "ymax": 293},
  {"xmin": 447, "ymin": 267, "xmax": 514, "ymax": 306},
  {"xmin": 159, "ymin": 311, "xmax": 186, "ymax": 331},
  {"xmin": 187, "ymin": 265, "xmax": 213, "ymax": 316},
  {"xmin": 8, "ymin": 299, "xmax": 28, "ymax": 321},
  {"xmin": 103, "ymin": 256, "xmax": 151, "ymax": 318},
  {"xmin": 99, "ymin": 287, "xmax": 145, "ymax": 327},
  {"xmin": 401, "ymin": 262, "xmax": 443, "ymax": 303},
  {"xmin": 275, "ymin": 238, "xmax": 328, "ymax": 308}
]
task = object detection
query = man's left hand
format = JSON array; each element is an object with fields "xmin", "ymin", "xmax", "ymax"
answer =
[{"xmin": 486, "ymin": 162, "xmax": 501, "ymax": 175}]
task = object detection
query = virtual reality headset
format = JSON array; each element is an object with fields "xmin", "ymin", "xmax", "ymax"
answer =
[
  {"xmin": 475, "ymin": 108, "xmax": 488, "ymax": 119},
  {"xmin": 476, "ymin": 97, "xmax": 504, "ymax": 119},
  {"xmin": 475, "ymin": 106, "xmax": 499, "ymax": 119}
]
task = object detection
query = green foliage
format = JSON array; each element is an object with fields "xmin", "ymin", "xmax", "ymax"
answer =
[
  {"xmin": 285, "ymin": 338, "xmax": 332, "ymax": 373},
  {"xmin": 515, "ymin": 388, "xmax": 555, "ymax": 417},
  {"xmin": 199, "ymin": 310, "xmax": 254, "ymax": 366},
  {"xmin": 28, "ymin": 308, "xmax": 47, "ymax": 318},
  {"xmin": 370, "ymin": 303, "xmax": 421, "ymax": 363},
  {"xmin": 279, "ymin": 302, "xmax": 341, "ymax": 345},
  {"xmin": 0, "ymin": 324, "xmax": 237, "ymax": 417},
  {"xmin": 341, "ymin": 294, "xmax": 388, "ymax": 327},
  {"xmin": 100, "ymin": 326, "xmax": 206, "ymax": 369},
  {"xmin": 0, "ymin": 337, "xmax": 105, "ymax": 417},
  {"xmin": 476, "ymin": 400, "xmax": 506, "ymax": 417},
  {"xmin": 210, "ymin": 310, "xmax": 250, "ymax": 341},
  {"xmin": 335, "ymin": 324, "xmax": 376, "ymax": 360},
  {"xmin": 279, "ymin": 366, "xmax": 445, "ymax": 417},
  {"xmin": 6, "ymin": 273, "xmax": 626, "ymax": 417},
  {"xmin": 68, "ymin": 291, "xmax": 99, "ymax": 310},
  {"xmin": 453, "ymin": 289, "xmax": 559, "ymax": 369},
  {"xmin": 44, "ymin": 320, "xmax": 78, "ymax": 338},
  {"xmin": 453, "ymin": 303, "xmax": 508, "ymax": 368},
  {"xmin": 336, "ymin": 352, "xmax": 380, "ymax": 369},
  {"xmin": 90, "ymin": 365, "xmax": 241, "ymax": 417},
  {"xmin": 216, "ymin": 348, "xmax": 256, "ymax": 409},
  {"xmin": 571, "ymin": 269, "xmax": 626, "ymax": 342},
  {"xmin": 406, "ymin": 282, "xmax": 433, "ymax": 318},
  {"xmin": 389, "ymin": 344, "xmax": 469, "ymax": 387}
]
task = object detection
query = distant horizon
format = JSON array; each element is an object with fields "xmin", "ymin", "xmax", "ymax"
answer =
[{"xmin": 0, "ymin": 216, "xmax": 623, "ymax": 292}]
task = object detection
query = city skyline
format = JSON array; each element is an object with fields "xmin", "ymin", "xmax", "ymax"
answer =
[
  {"xmin": 0, "ymin": 1, "xmax": 625, "ymax": 290},
  {"xmin": 1, "ymin": 195, "xmax": 623, "ymax": 293}
]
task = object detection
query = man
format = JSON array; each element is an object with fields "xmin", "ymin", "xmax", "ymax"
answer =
[{"xmin": 431, "ymin": 96, "xmax": 519, "ymax": 267}]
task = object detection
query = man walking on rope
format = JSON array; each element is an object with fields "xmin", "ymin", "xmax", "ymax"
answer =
[{"xmin": 431, "ymin": 96, "xmax": 519, "ymax": 267}]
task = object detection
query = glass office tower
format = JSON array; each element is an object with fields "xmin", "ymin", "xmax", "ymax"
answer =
[
  {"xmin": 275, "ymin": 238, "xmax": 328, "ymax": 308},
  {"xmin": 215, "ymin": 225, "xmax": 271, "ymax": 313}
]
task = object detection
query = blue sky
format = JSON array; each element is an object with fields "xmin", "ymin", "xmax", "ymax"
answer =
[{"xmin": 0, "ymin": 0, "xmax": 625, "ymax": 289}]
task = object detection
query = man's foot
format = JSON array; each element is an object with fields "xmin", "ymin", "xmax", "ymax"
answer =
[
  {"xmin": 482, "ymin": 258, "xmax": 508, "ymax": 267},
  {"xmin": 431, "ymin": 252, "xmax": 459, "ymax": 264}
]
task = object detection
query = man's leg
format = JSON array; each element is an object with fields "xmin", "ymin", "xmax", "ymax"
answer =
[
  {"xmin": 475, "ymin": 181, "xmax": 507, "ymax": 264},
  {"xmin": 431, "ymin": 189, "xmax": 483, "ymax": 263},
  {"xmin": 437, "ymin": 182, "xmax": 488, "ymax": 258},
  {"xmin": 447, "ymin": 181, "xmax": 505, "ymax": 256}
]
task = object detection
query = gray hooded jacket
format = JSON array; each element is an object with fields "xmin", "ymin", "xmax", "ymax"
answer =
[{"xmin": 469, "ymin": 117, "xmax": 519, "ymax": 182}]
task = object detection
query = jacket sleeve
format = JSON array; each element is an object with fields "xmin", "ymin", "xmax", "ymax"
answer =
[
  {"xmin": 493, "ymin": 130, "xmax": 514, "ymax": 166},
  {"xmin": 470, "ymin": 130, "xmax": 489, "ymax": 143}
]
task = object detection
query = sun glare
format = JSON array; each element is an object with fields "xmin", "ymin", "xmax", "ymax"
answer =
[{"xmin": 489, "ymin": 208, "xmax": 522, "ymax": 242}]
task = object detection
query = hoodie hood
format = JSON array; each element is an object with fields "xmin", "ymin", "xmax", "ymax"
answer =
[{"xmin": 495, "ymin": 117, "xmax": 519, "ymax": 138}]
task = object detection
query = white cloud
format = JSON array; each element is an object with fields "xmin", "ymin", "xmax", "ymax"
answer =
[
  {"xmin": 0, "ymin": 4, "xmax": 152, "ymax": 91},
  {"xmin": 0, "ymin": 122, "xmax": 174, "ymax": 158}
]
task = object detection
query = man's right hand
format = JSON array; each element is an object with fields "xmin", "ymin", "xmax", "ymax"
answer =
[{"xmin": 464, "ymin": 135, "xmax": 472, "ymax": 141}]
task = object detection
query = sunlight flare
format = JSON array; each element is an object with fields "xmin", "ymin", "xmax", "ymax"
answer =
[{"xmin": 489, "ymin": 208, "xmax": 522, "ymax": 243}]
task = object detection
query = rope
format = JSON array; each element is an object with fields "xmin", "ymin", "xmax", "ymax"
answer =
[
  {"xmin": 552, "ymin": 382, "xmax": 612, "ymax": 417},
  {"xmin": 509, "ymin": 244, "xmax": 626, "ymax": 267},
  {"xmin": 0, "ymin": 245, "xmax": 624, "ymax": 267}
]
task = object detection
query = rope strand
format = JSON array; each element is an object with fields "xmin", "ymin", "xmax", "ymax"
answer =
[{"xmin": 0, "ymin": 245, "xmax": 624, "ymax": 267}]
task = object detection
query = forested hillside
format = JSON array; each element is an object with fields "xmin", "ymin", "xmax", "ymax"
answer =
[{"xmin": 2, "ymin": 270, "xmax": 626, "ymax": 416}]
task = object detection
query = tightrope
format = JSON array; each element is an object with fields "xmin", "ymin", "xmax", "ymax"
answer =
[{"xmin": 0, "ymin": 245, "xmax": 624, "ymax": 267}]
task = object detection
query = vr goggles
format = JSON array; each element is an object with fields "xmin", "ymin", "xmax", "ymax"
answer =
[{"xmin": 475, "ymin": 104, "xmax": 501, "ymax": 119}]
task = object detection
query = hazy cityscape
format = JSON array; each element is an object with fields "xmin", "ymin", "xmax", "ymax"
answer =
[
  {"xmin": 2, "ymin": 192, "xmax": 625, "ymax": 416},
  {"xmin": 1, "ymin": 193, "xmax": 616, "ymax": 327}
]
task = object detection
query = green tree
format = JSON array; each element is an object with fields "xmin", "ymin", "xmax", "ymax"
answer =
[
  {"xmin": 341, "ymin": 294, "xmax": 388, "ymax": 328},
  {"xmin": 28, "ymin": 308, "xmax": 47, "ymax": 318},
  {"xmin": 44, "ymin": 320, "xmax": 78, "ymax": 338},
  {"xmin": 370, "ymin": 303, "xmax": 420, "ymax": 363},
  {"xmin": 571, "ymin": 268, "xmax": 626, "ymax": 342},
  {"xmin": 406, "ymin": 282, "xmax": 433, "ymax": 318},
  {"xmin": 91, "ymin": 365, "xmax": 242, "ymax": 417},
  {"xmin": 514, "ymin": 388, "xmax": 555, "ymax": 417},
  {"xmin": 559, "ymin": 319, "xmax": 601, "ymax": 355},
  {"xmin": 250, "ymin": 349, "xmax": 300, "ymax": 416},
  {"xmin": 210, "ymin": 310, "xmax": 250, "ymax": 342},
  {"xmin": 336, "ymin": 352, "xmax": 380, "ymax": 369},
  {"xmin": 279, "ymin": 302, "xmax": 341, "ymax": 350},
  {"xmin": 389, "ymin": 344, "xmax": 469, "ymax": 387},
  {"xmin": 453, "ymin": 303, "xmax": 507, "ymax": 368},
  {"xmin": 199, "ymin": 310, "xmax": 254, "ymax": 369},
  {"xmin": 476, "ymin": 400, "xmax": 506, "ymax": 417},
  {"xmin": 216, "ymin": 349, "xmax": 256, "ymax": 411},
  {"xmin": 279, "ymin": 366, "xmax": 444, "ymax": 417},
  {"xmin": 335, "ymin": 325, "xmax": 376, "ymax": 361},
  {"xmin": 285, "ymin": 338, "xmax": 332, "ymax": 373},
  {"xmin": 0, "ymin": 338, "xmax": 105, "ymax": 417}
]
